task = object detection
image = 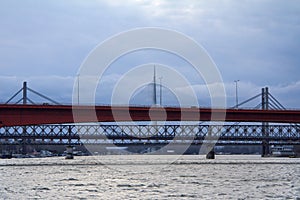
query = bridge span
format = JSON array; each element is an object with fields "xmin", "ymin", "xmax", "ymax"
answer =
[
  {"xmin": 1, "ymin": 104, "xmax": 300, "ymax": 127},
  {"xmin": 1, "ymin": 124, "xmax": 299, "ymax": 146}
]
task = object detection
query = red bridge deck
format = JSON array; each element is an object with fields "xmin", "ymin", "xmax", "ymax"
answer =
[{"xmin": 0, "ymin": 104, "xmax": 300, "ymax": 127}]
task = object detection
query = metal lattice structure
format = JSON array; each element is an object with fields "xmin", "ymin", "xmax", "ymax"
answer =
[
  {"xmin": 1, "ymin": 83, "xmax": 300, "ymax": 158},
  {"xmin": 1, "ymin": 124, "xmax": 299, "ymax": 146}
]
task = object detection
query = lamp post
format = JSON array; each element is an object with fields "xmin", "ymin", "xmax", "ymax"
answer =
[
  {"xmin": 153, "ymin": 66, "xmax": 157, "ymax": 106},
  {"xmin": 77, "ymin": 74, "xmax": 80, "ymax": 105},
  {"xmin": 159, "ymin": 77, "xmax": 163, "ymax": 106},
  {"xmin": 234, "ymin": 80, "xmax": 240, "ymax": 108}
]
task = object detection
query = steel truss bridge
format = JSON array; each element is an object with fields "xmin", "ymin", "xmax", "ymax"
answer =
[{"xmin": 1, "ymin": 124, "xmax": 299, "ymax": 146}]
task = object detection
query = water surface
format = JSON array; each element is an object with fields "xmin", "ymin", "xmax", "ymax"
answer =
[{"xmin": 1, "ymin": 155, "xmax": 299, "ymax": 199}]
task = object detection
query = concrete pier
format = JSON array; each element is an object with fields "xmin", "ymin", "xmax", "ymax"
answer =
[
  {"xmin": 206, "ymin": 149, "xmax": 215, "ymax": 159},
  {"xmin": 65, "ymin": 146, "xmax": 74, "ymax": 159}
]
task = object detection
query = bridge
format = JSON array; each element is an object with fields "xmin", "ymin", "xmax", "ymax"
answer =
[
  {"xmin": 1, "ymin": 124, "xmax": 299, "ymax": 146},
  {"xmin": 1, "ymin": 82, "xmax": 300, "ymax": 158},
  {"xmin": 1, "ymin": 104, "xmax": 300, "ymax": 127}
]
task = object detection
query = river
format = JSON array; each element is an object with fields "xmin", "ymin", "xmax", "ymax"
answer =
[{"xmin": 0, "ymin": 155, "xmax": 299, "ymax": 199}]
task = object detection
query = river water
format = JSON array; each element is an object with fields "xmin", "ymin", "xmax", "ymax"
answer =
[{"xmin": 0, "ymin": 155, "xmax": 299, "ymax": 199}]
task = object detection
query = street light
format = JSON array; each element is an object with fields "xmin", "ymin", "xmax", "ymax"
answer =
[
  {"xmin": 234, "ymin": 80, "xmax": 240, "ymax": 108},
  {"xmin": 159, "ymin": 77, "xmax": 163, "ymax": 106},
  {"xmin": 77, "ymin": 74, "xmax": 80, "ymax": 105}
]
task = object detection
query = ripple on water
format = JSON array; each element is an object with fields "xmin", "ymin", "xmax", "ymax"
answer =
[
  {"xmin": 2, "ymin": 155, "xmax": 300, "ymax": 199},
  {"xmin": 68, "ymin": 183, "xmax": 85, "ymax": 187},
  {"xmin": 32, "ymin": 187, "xmax": 50, "ymax": 191},
  {"xmin": 147, "ymin": 183, "xmax": 168, "ymax": 188},
  {"xmin": 60, "ymin": 178, "xmax": 79, "ymax": 181},
  {"xmin": 167, "ymin": 194, "xmax": 198, "ymax": 198},
  {"xmin": 117, "ymin": 183, "xmax": 145, "ymax": 188}
]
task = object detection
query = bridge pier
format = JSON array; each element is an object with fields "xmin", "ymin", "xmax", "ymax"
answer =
[
  {"xmin": 206, "ymin": 149, "xmax": 215, "ymax": 159},
  {"xmin": 65, "ymin": 146, "xmax": 74, "ymax": 159},
  {"xmin": 203, "ymin": 142, "xmax": 215, "ymax": 159},
  {"xmin": 65, "ymin": 125, "xmax": 74, "ymax": 159},
  {"xmin": 261, "ymin": 141, "xmax": 270, "ymax": 157},
  {"xmin": 261, "ymin": 87, "xmax": 270, "ymax": 157}
]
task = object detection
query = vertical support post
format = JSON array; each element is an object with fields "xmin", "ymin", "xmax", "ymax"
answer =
[
  {"xmin": 65, "ymin": 125, "xmax": 74, "ymax": 159},
  {"xmin": 23, "ymin": 81, "xmax": 27, "ymax": 105},
  {"xmin": 265, "ymin": 87, "xmax": 270, "ymax": 155},
  {"xmin": 21, "ymin": 126, "xmax": 27, "ymax": 155},
  {"xmin": 77, "ymin": 74, "xmax": 80, "ymax": 105},
  {"xmin": 22, "ymin": 81, "xmax": 27, "ymax": 155},
  {"xmin": 153, "ymin": 65, "xmax": 157, "ymax": 106},
  {"xmin": 261, "ymin": 87, "xmax": 270, "ymax": 157},
  {"xmin": 65, "ymin": 146, "xmax": 74, "ymax": 159},
  {"xmin": 234, "ymin": 80, "xmax": 239, "ymax": 108},
  {"xmin": 261, "ymin": 88, "xmax": 266, "ymax": 157},
  {"xmin": 159, "ymin": 77, "xmax": 162, "ymax": 106},
  {"xmin": 206, "ymin": 148, "xmax": 215, "ymax": 159},
  {"xmin": 205, "ymin": 129, "xmax": 215, "ymax": 159}
]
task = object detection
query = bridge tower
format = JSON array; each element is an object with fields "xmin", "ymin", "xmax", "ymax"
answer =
[
  {"xmin": 230, "ymin": 86, "xmax": 282, "ymax": 157},
  {"xmin": 261, "ymin": 87, "xmax": 270, "ymax": 157},
  {"xmin": 5, "ymin": 81, "xmax": 60, "ymax": 155},
  {"xmin": 22, "ymin": 82, "xmax": 28, "ymax": 154}
]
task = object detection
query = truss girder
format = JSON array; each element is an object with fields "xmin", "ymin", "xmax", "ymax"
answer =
[{"xmin": 0, "ymin": 124, "xmax": 299, "ymax": 145}]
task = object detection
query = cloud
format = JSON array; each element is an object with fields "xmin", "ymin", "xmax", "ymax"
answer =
[
  {"xmin": 0, "ymin": 73, "xmax": 299, "ymax": 109},
  {"xmin": 0, "ymin": 0, "xmax": 299, "ymax": 108}
]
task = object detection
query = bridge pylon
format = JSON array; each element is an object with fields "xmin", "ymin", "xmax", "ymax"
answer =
[
  {"xmin": 261, "ymin": 87, "xmax": 270, "ymax": 157},
  {"xmin": 233, "ymin": 86, "xmax": 292, "ymax": 157},
  {"xmin": 5, "ymin": 81, "xmax": 60, "ymax": 105},
  {"xmin": 4, "ymin": 81, "xmax": 60, "ymax": 155}
]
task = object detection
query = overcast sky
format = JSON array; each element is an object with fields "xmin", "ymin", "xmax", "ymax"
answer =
[{"xmin": 0, "ymin": 0, "xmax": 299, "ymax": 108}]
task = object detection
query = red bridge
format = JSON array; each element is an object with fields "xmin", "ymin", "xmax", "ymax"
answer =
[{"xmin": 1, "ymin": 104, "xmax": 300, "ymax": 127}]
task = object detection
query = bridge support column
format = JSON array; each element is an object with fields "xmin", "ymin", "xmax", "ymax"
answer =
[
  {"xmin": 65, "ymin": 146, "xmax": 74, "ymax": 159},
  {"xmin": 206, "ymin": 149, "xmax": 215, "ymax": 159},
  {"xmin": 204, "ymin": 129, "xmax": 216, "ymax": 159},
  {"xmin": 262, "ymin": 141, "xmax": 269, "ymax": 157},
  {"xmin": 261, "ymin": 87, "xmax": 270, "ymax": 157},
  {"xmin": 21, "ymin": 127, "xmax": 28, "ymax": 155},
  {"xmin": 22, "ymin": 82, "xmax": 28, "ymax": 155},
  {"xmin": 65, "ymin": 125, "xmax": 74, "ymax": 159}
]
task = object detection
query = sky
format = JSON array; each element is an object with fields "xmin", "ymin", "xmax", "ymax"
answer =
[{"xmin": 0, "ymin": 0, "xmax": 300, "ymax": 108}]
